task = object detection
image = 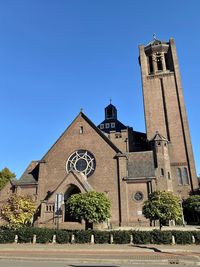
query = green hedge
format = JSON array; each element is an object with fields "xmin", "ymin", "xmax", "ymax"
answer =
[
  {"xmin": 92, "ymin": 230, "xmax": 110, "ymax": 244},
  {"xmin": 171, "ymin": 230, "xmax": 193, "ymax": 244},
  {"xmin": 130, "ymin": 230, "xmax": 151, "ymax": 244},
  {"xmin": 150, "ymin": 230, "xmax": 172, "ymax": 244},
  {"xmin": 0, "ymin": 227, "xmax": 199, "ymax": 245},
  {"xmin": 0, "ymin": 229, "xmax": 16, "ymax": 243}
]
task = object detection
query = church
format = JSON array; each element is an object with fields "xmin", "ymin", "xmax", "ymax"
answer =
[{"xmin": 0, "ymin": 37, "xmax": 199, "ymax": 228}]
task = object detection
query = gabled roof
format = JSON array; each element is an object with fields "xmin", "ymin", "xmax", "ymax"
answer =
[
  {"xmin": 41, "ymin": 111, "xmax": 121, "ymax": 160},
  {"xmin": 46, "ymin": 170, "xmax": 93, "ymax": 202},
  {"xmin": 15, "ymin": 161, "xmax": 39, "ymax": 186},
  {"xmin": 151, "ymin": 131, "xmax": 168, "ymax": 142}
]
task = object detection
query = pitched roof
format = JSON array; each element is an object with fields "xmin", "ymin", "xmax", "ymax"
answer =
[
  {"xmin": 15, "ymin": 161, "xmax": 39, "ymax": 186},
  {"xmin": 41, "ymin": 111, "xmax": 121, "ymax": 160},
  {"xmin": 126, "ymin": 151, "xmax": 155, "ymax": 179},
  {"xmin": 151, "ymin": 131, "xmax": 168, "ymax": 142}
]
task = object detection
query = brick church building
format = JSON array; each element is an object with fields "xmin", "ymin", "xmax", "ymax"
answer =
[{"xmin": 0, "ymin": 38, "xmax": 199, "ymax": 228}]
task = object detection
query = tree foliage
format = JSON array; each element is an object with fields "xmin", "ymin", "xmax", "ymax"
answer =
[
  {"xmin": 65, "ymin": 191, "xmax": 111, "ymax": 225},
  {"xmin": 1, "ymin": 194, "xmax": 36, "ymax": 229},
  {"xmin": 0, "ymin": 167, "xmax": 16, "ymax": 190},
  {"xmin": 142, "ymin": 191, "xmax": 182, "ymax": 229},
  {"xmin": 183, "ymin": 195, "xmax": 200, "ymax": 223}
]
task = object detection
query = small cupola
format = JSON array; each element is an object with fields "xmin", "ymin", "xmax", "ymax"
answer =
[{"xmin": 105, "ymin": 104, "xmax": 117, "ymax": 120}]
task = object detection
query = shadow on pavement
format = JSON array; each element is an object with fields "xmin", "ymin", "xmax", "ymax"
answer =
[
  {"xmin": 131, "ymin": 245, "xmax": 162, "ymax": 253},
  {"xmin": 70, "ymin": 266, "xmax": 119, "ymax": 267}
]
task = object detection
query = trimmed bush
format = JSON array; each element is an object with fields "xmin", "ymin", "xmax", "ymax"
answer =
[
  {"xmin": 16, "ymin": 227, "xmax": 35, "ymax": 243},
  {"xmin": 74, "ymin": 230, "xmax": 91, "ymax": 243},
  {"xmin": 151, "ymin": 230, "xmax": 172, "ymax": 244},
  {"xmin": 0, "ymin": 227, "xmax": 199, "ymax": 245},
  {"xmin": 92, "ymin": 230, "xmax": 110, "ymax": 244},
  {"xmin": 0, "ymin": 229, "xmax": 15, "ymax": 243},
  {"xmin": 192, "ymin": 231, "xmax": 200, "ymax": 245},
  {"xmin": 35, "ymin": 228, "xmax": 55, "ymax": 243},
  {"xmin": 171, "ymin": 230, "xmax": 193, "ymax": 244},
  {"xmin": 112, "ymin": 231, "xmax": 131, "ymax": 244},
  {"xmin": 131, "ymin": 231, "xmax": 151, "ymax": 244},
  {"xmin": 55, "ymin": 230, "xmax": 70, "ymax": 244}
]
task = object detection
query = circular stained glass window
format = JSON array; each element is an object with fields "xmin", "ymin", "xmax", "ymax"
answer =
[
  {"xmin": 66, "ymin": 150, "xmax": 96, "ymax": 177},
  {"xmin": 134, "ymin": 191, "xmax": 144, "ymax": 201}
]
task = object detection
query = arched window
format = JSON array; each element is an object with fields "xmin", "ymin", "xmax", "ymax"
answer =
[
  {"xmin": 182, "ymin": 167, "xmax": 189, "ymax": 185},
  {"xmin": 177, "ymin": 168, "xmax": 183, "ymax": 185},
  {"xmin": 161, "ymin": 168, "xmax": 164, "ymax": 176}
]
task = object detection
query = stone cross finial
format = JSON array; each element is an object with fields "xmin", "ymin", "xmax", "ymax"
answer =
[{"xmin": 153, "ymin": 33, "xmax": 157, "ymax": 40}]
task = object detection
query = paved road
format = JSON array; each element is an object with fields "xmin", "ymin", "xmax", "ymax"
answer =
[
  {"xmin": 0, "ymin": 260, "xmax": 196, "ymax": 267},
  {"xmin": 0, "ymin": 244, "xmax": 199, "ymax": 266}
]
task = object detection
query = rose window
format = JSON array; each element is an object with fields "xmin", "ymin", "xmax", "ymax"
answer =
[{"xmin": 66, "ymin": 150, "xmax": 96, "ymax": 177}]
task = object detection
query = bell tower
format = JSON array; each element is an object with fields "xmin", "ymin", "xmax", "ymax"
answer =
[{"xmin": 139, "ymin": 37, "xmax": 198, "ymax": 195}]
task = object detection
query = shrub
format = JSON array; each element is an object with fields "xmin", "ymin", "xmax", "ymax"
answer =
[
  {"xmin": 74, "ymin": 230, "xmax": 91, "ymax": 243},
  {"xmin": 55, "ymin": 230, "xmax": 70, "ymax": 244},
  {"xmin": 16, "ymin": 227, "xmax": 35, "ymax": 243},
  {"xmin": 171, "ymin": 230, "xmax": 193, "ymax": 244},
  {"xmin": 151, "ymin": 230, "xmax": 172, "ymax": 244},
  {"xmin": 0, "ymin": 229, "xmax": 15, "ymax": 243},
  {"xmin": 192, "ymin": 231, "xmax": 200, "ymax": 244},
  {"xmin": 35, "ymin": 228, "xmax": 55, "ymax": 243},
  {"xmin": 92, "ymin": 230, "xmax": 110, "ymax": 244},
  {"xmin": 112, "ymin": 231, "xmax": 131, "ymax": 244},
  {"xmin": 131, "ymin": 231, "xmax": 151, "ymax": 244}
]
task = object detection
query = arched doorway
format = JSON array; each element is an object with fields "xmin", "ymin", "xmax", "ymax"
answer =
[{"xmin": 64, "ymin": 185, "xmax": 81, "ymax": 222}]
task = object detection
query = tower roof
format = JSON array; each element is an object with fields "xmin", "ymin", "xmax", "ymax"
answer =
[{"xmin": 98, "ymin": 103, "xmax": 127, "ymax": 133}]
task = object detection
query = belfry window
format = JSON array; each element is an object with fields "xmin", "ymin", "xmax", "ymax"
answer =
[
  {"xmin": 148, "ymin": 56, "xmax": 153, "ymax": 74},
  {"xmin": 156, "ymin": 54, "xmax": 163, "ymax": 71},
  {"xmin": 164, "ymin": 53, "xmax": 170, "ymax": 70}
]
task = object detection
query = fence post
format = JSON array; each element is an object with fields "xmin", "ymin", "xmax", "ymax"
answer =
[
  {"xmin": 130, "ymin": 234, "xmax": 133, "ymax": 244},
  {"xmin": 14, "ymin": 235, "xmax": 18, "ymax": 243},
  {"xmin": 33, "ymin": 234, "xmax": 37, "ymax": 244},
  {"xmin": 71, "ymin": 234, "xmax": 75, "ymax": 244},
  {"xmin": 91, "ymin": 234, "xmax": 95, "ymax": 244},
  {"xmin": 52, "ymin": 234, "xmax": 56, "ymax": 244},
  {"xmin": 110, "ymin": 234, "xmax": 113, "ymax": 244},
  {"xmin": 192, "ymin": 235, "xmax": 195, "ymax": 244},
  {"xmin": 172, "ymin": 235, "xmax": 175, "ymax": 245}
]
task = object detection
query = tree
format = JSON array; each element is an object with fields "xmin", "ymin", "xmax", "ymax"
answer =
[
  {"xmin": 183, "ymin": 195, "xmax": 200, "ymax": 224},
  {"xmin": 1, "ymin": 194, "xmax": 36, "ymax": 229},
  {"xmin": 0, "ymin": 167, "xmax": 16, "ymax": 190},
  {"xmin": 142, "ymin": 191, "xmax": 182, "ymax": 229},
  {"xmin": 65, "ymin": 191, "xmax": 111, "ymax": 229}
]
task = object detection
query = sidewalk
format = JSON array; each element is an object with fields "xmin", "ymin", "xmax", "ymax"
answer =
[{"xmin": 0, "ymin": 243, "xmax": 199, "ymax": 265}]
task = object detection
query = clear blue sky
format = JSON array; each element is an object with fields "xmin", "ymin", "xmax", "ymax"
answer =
[{"xmin": 0, "ymin": 0, "xmax": 200, "ymax": 178}]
